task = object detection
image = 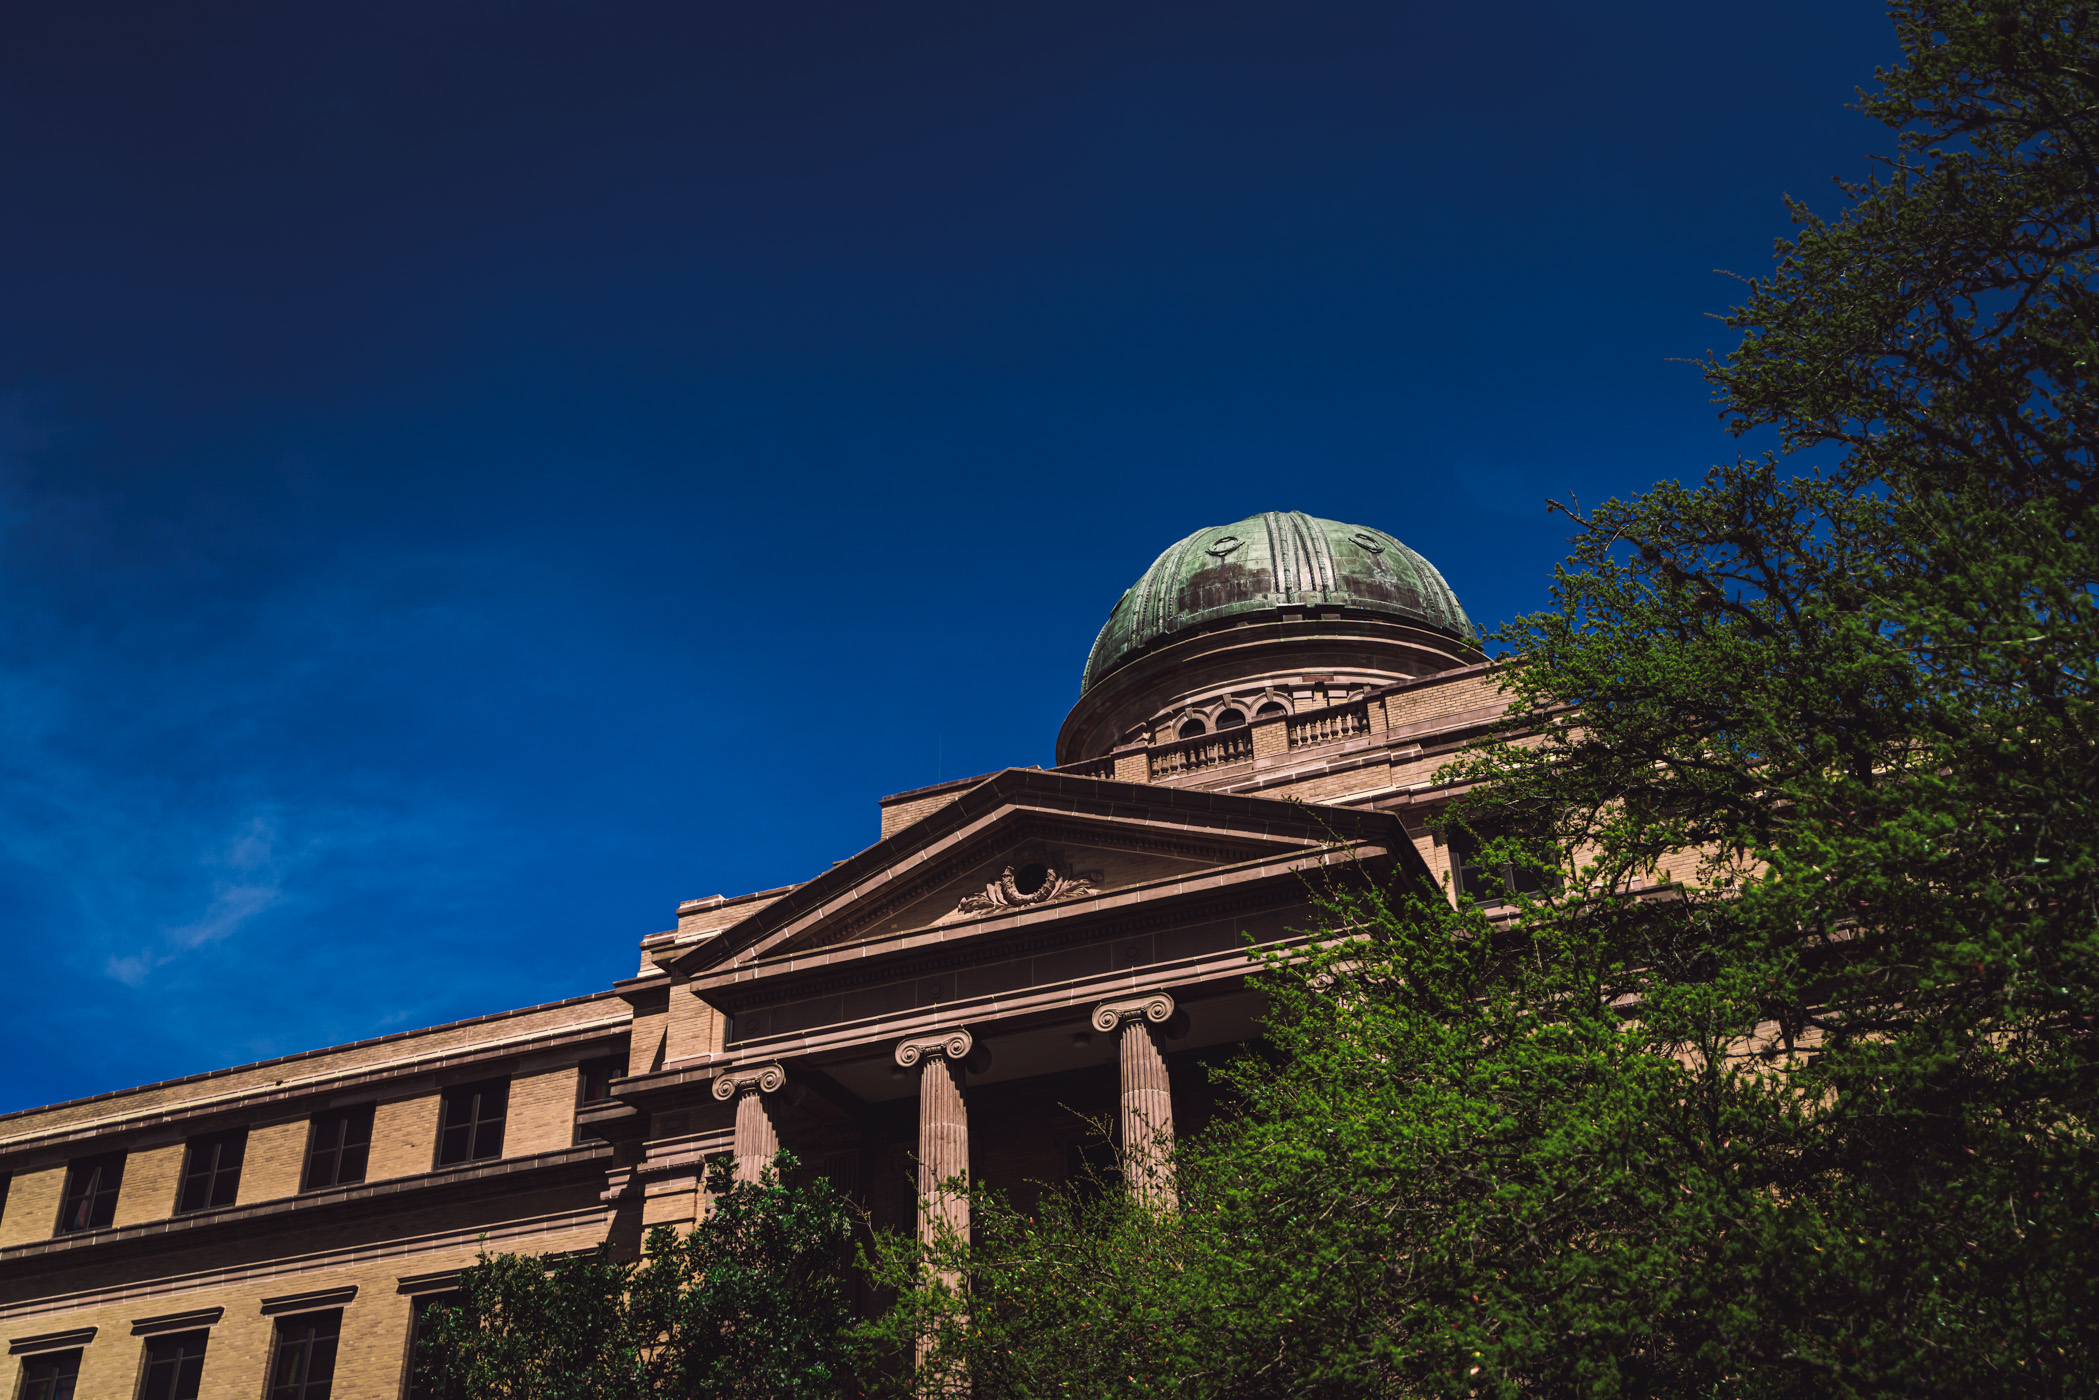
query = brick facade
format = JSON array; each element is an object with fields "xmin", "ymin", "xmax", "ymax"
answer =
[{"xmin": 0, "ymin": 513, "xmax": 1524, "ymax": 1396}]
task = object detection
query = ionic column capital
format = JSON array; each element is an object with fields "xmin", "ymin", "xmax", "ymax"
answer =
[
  {"xmin": 1091, "ymin": 991, "xmax": 1176, "ymax": 1034},
  {"xmin": 711, "ymin": 1062, "xmax": 788, "ymax": 1101},
  {"xmin": 894, "ymin": 1027, "xmax": 973, "ymax": 1069}
]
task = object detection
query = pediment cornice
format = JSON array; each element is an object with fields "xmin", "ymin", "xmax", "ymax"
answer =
[
  {"xmin": 667, "ymin": 768, "xmax": 1408, "ymax": 979},
  {"xmin": 688, "ymin": 842, "xmax": 1357, "ymax": 1007}
]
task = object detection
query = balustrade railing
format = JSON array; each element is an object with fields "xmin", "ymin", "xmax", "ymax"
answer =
[
  {"xmin": 1147, "ymin": 727, "xmax": 1255, "ymax": 779},
  {"xmin": 1286, "ymin": 701, "xmax": 1372, "ymax": 749},
  {"xmin": 1056, "ymin": 754, "xmax": 1117, "ymax": 780},
  {"xmin": 1068, "ymin": 698, "xmax": 1376, "ymax": 786}
]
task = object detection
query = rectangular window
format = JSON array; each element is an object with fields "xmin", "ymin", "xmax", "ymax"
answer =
[
  {"xmin": 436, "ymin": 1079, "xmax": 508, "ymax": 1167},
  {"xmin": 176, "ymin": 1130, "xmax": 247, "ymax": 1213},
  {"xmin": 138, "ymin": 1329, "xmax": 209, "ymax": 1400},
  {"xmin": 268, "ymin": 1311, "xmax": 340, "ymax": 1400},
  {"xmin": 1451, "ymin": 825, "xmax": 1562, "ymax": 906},
  {"xmin": 405, "ymin": 1292, "xmax": 462, "ymax": 1400},
  {"xmin": 303, "ymin": 1105, "xmax": 375, "ymax": 1191},
  {"xmin": 56, "ymin": 1152, "xmax": 124, "ymax": 1234},
  {"xmin": 17, "ymin": 1350, "xmax": 81, "ymax": 1400},
  {"xmin": 578, "ymin": 1056, "xmax": 625, "ymax": 1105}
]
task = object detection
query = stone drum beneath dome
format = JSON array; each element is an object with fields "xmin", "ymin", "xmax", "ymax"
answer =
[{"xmin": 1057, "ymin": 509, "xmax": 1484, "ymax": 765}]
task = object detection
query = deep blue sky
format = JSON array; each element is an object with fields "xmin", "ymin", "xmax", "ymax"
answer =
[{"xmin": 0, "ymin": 0, "xmax": 1895, "ymax": 1110}]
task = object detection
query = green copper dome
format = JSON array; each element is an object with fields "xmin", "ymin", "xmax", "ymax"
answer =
[{"xmin": 1080, "ymin": 510, "xmax": 1479, "ymax": 693}]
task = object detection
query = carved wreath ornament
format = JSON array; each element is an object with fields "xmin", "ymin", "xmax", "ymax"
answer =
[{"xmin": 951, "ymin": 864, "xmax": 1098, "ymax": 917}]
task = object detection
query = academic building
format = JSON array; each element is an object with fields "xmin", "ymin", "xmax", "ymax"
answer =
[{"xmin": 0, "ymin": 510, "xmax": 1516, "ymax": 1399}]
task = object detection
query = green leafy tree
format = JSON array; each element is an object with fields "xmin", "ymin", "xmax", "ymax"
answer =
[
  {"xmin": 416, "ymin": 1152, "xmax": 855, "ymax": 1399},
  {"xmin": 853, "ymin": 1151, "xmax": 1226, "ymax": 1399},
  {"xmin": 876, "ymin": 4, "xmax": 2099, "ymax": 1396}
]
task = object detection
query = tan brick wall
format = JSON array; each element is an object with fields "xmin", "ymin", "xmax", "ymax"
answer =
[
  {"xmin": 676, "ymin": 893, "xmax": 790, "ymax": 938},
  {"xmin": 877, "ymin": 785, "xmax": 982, "ymax": 837},
  {"xmin": 5, "ymin": 1217, "xmax": 615, "ymax": 1400},
  {"xmin": 239, "ymin": 1117, "xmax": 311, "ymax": 1205},
  {"xmin": 368, "ymin": 1094, "xmax": 438, "ymax": 1181},
  {"xmin": 665, "ymin": 981, "xmax": 723, "ymax": 1064},
  {"xmin": 642, "ymin": 1177, "xmax": 698, "ymax": 1230},
  {"xmin": 201, "ymin": 1298, "xmax": 284, "ymax": 1400},
  {"xmin": 506, "ymin": 1066, "xmax": 580, "ymax": 1157},
  {"xmin": 113, "ymin": 1142, "xmax": 184, "ymax": 1227},
  {"xmin": 1414, "ymin": 822, "xmax": 1456, "ymax": 899},
  {"xmin": 66, "ymin": 1315, "xmax": 148, "ymax": 1400},
  {"xmin": 629, "ymin": 1004, "xmax": 667, "ymax": 1074},
  {"xmin": 0, "ymin": 993, "xmax": 624, "ymax": 1152},
  {"xmin": 25, "ymin": 1277, "xmax": 402, "ymax": 1400},
  {"xmin": 1269, "ymin": 766, "xmax": 1398, "ymax": 804},
  {"xmin": 1387, "ymin": 750, "xmax": 1436, "ymax": 788},
  {"xmin": 1387, "ymin": 669, "xmax": 1501, "ymax": 727},
  {"xmin": 0, "ymin": 1165, "xmax": 62, "ymax": 1247},
  {"xmin": 324, "ymin": 1274, "xmax": 420, "ymax": 1400}
]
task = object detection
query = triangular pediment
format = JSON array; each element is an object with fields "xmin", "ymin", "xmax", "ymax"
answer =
[{"xmin": 670, "ymin": 768, "xmax": 1400, "ymax": 975}]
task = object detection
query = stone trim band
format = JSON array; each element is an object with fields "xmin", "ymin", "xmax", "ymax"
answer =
[
  {"xmin": 9, "ymin": 1328, "xmax": 95, "ymax": 1356},
  {"xmin": 259, "ymin": 1285, "xmax": 357, "ymax": 1315},
  {"xmin": 130, "ymin": 1308, "xmax": 223, "ymax": 1336}
]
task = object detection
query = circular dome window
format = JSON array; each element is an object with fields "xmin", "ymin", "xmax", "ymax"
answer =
[{"xmin": 1012, "ymin": 862, "xmax": 1050, "ymax": 896}]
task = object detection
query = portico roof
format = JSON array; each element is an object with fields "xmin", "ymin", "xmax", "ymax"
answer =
[{"xmin": 673, "ymin": 767, "xmax": 1424, "ymax": 979}]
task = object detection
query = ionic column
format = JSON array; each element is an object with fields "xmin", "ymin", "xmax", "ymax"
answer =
[
  {"xmin": 894, "ymin": 1029, "xmax": 973, "ymax": 1248},
  {"xmin": 712, "ymin": 1063, "xmax": 788, "ymax": 1183},
  {"xmin": 1093, "ymin": 993, "xmax": 1177, "ymax": 1206}
]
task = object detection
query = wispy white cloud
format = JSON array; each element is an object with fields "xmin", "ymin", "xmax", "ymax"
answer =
[{"xmin": 103, "ymin": 816, "xmax": 293, "ymax": 985}]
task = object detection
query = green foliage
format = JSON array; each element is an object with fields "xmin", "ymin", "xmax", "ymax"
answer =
[
  {"xmin": 874, "ymin": 5, "xmax": 2099, "ymax": 1395},
  {"xmin": 853, "ymin": 1156, "xmax": 1224, "ymax": 1399},
  {"xmin": 415, "ymin": 1152, "xmax": 855, "ymax": 1399}
]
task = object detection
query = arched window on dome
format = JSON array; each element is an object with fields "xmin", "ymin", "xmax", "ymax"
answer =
[
  {"xmin": 1177, "ymin": 718, "xmax": 1207, "ymax": 739},
  {"xmin": 1255, "ymin": 701, "xmax": 1287, "ymax": 718},
  {"xmin": 1215, "ymin": 709, "xmax": 1245, "ymax": 729}
]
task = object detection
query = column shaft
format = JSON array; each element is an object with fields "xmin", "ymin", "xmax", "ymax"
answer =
[
  {"xmin": 917, "ymin": 1055, "xmax": 970, "ymax": 1245},
  {"xmin": 733, "ymin": 1086, "xmax": 781, "ymax": 1183},
  {"xmin": 1118, "ymin": 1017, "xmax": 1177, "ymax": 1206}
]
